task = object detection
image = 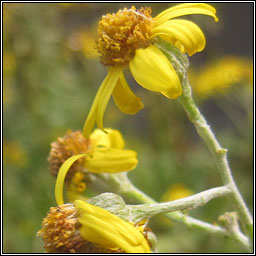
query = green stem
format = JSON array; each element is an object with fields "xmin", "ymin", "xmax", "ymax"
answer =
[
  {"xmin": 129, "ymin": 186, "xmax": 232, "ymax": 220},
  {"xmin": 122, "ymin": 182, "xmax": 250, "ymax": 251},
  {"xmin": 84, "ymin": 154, "xmax": 252, "ymax": 250},
  {"xmin": 177, "ymin": 78, "xmax": 253, "ymax": 244},
  {"xmin": 85, "ymin": 172, "xmax": 230, "ymax": 236}
]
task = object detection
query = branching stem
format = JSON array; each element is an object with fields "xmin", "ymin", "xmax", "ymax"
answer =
[
  {"xmin": 177, "ymin": 78, "xmax": 253, "ymax": 245},
  {"xmin": 122, "ymin": 182, "xmax": 250, "ymax": 251}
]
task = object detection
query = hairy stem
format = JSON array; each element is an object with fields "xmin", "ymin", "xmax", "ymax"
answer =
[
  {"xmin": 177, "ymin": 78, "xmax": 253, "ymax": 244},
  {"xmin": 122, "ymin": 182, "xmax": 250, "ymax": 251},
  {"xmin": 129, "ymin": 186, "xmax": 231, "ymax": 219}
]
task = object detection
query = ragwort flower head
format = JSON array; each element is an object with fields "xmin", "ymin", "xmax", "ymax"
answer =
[
  {"xmin": 38, "ymin": 153, "xmax": 151, "ymax": 253},
  {"xmin": 48, "ymin": 129, "xmax": 137, "ymax": 178},
  {"xmin": 37, "ymin": 201, "xmax": 151, "ymax": 253},
  {"xmin": 48, "ymin": 129, "xmax": 138, "ymax": 200},
  {"xmin": 83, "ymin": 3, "xmax": 218, "ymax": 138}
]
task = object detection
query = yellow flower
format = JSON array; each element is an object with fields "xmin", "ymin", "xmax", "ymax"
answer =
[
  {"xmin": 189, "ymin": 56, "xmax": 253, "ymax": 98},
  {"xmin": 37, "ymin": 153, "xmax": 151, "ymax": 253},
  {"xmin": 161, "ymin": 183, "xmax": 193, "ymax": 202},
  {"xmin": 37, "ymin": 201, "xmax": 151, "ymax": 253},
  {"xmin": 48, "ymin": 129, "xmax": 138, "ymax": 198},
  {"xmin": 85, "ymin": 128, "xmax": 137, "ymax": 174},
  {"xmin": 75, "ymin": 200, "xmax": 151, "ymax": 253},
  {"xmin": 83, "ymin": 3, "xmax": 218, "ymax": 137}
]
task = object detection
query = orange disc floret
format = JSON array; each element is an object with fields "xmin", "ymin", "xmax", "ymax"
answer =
[
  {"xmin": 48, "ymin": 130, "xmax": 90, "ymax": 180},
  {"xmin": 37, "ymin": 204, "xmax": 125, "ymax": 253},
  {"xmin": 96, "ymin": 6, "xmax": 153, "ymax": 67},
  {"xmin": 37, "ymin": 204, "xmax": 84, "ymax": 253}
]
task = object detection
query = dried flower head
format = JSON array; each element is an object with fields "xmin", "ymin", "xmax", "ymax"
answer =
[
  {"xmin": 48, "ymin": 129, "xmax": 137, "ymax": 182},
  {"xmin": 39, "ymin": 138, "xmax": 151, "ymax": 253},
  {"xmin": 48, "ymin": 130, "xmax": 90, "ymax": 180},
  {"xmin": 48, "ymin": 129, "xmax": 138, "ymax": 202},
  {"xmin": 37, "ymin": 203, "xmax": 125, "ymax": 253},
  {"xmin": 37, "ymin": 204, "xmax": 83, "ymax": 253}
]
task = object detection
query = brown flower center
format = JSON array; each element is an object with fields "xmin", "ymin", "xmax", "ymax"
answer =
[
  {"xmin": 48, "ymin": 130, "xmax": 90, "ymax": 180},
  {"xmin": 37, "ymin": 204, "xmax": 128, "ymax": 253},
  {"xmin": 37, "ymin": 204, "xmax": 84, "ymax": 253},
  {"xmin": 37, "ymin": 204, "xmax": 125, "ymax": 253},
  {"xmin": 96, "ymin": 6, "xmax": 153, "ymax": 67}
]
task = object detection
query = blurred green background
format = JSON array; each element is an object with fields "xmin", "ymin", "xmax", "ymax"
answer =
[{"xmin": 3, "ymin": 3, "xmax": 253, "ymax": 253}]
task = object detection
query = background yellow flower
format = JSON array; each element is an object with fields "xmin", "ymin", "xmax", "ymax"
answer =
[
  {"xmin": 161, "ymin": 183, "xmax": 193, "ymax": 202},
  {"xmin": 189, "ymin": 56, "xmax": 253, "ymax": 98}
]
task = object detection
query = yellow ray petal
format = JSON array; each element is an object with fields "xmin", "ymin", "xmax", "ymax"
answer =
[
  {"xmin": 151, "ymin": 19, "xmax": 206, "ymax": 56},
  {"xmin": 82, "ymin": 68, "xmax": 122, "ymax": 138},
  {"xmin": 156, "ymin": 3, "xmax": 217, "ymax": 19},
  {"xmin": 130, "ymin": 45, "xmax": 181, "ymax": 98},
  {"xmin": 80, "ymin": 218, "xmax": 148, "ymax": 253},
  {"xmin": 112, "ymin": 72, "xmax": 144, "ymax": 115},
  {"xmin": 55, "ymin": 154, "xmax": 88, "ymax": 205},
  {"xmin": 80, "ymin": 213, "xmax": 140, "ymax": 246},
  {"xmin": 89, "ymin": 128, "xmax": 112, "ymax": 149},
  {"xmin": 74, "ymin": 200, "xmax": 151, "ymax": 253},
  {"xmin": 96, "ymin": 68, "xmax": 123, "ymax": 131},
  {"xmin": 154, "ymin": 3, "xmax": 218, "ymax": 25},
  {"xmin": 89, "ymin": 128, "xmax": 125, "ymax": 150},
  {"xmin": 82, "ymin": 75, "xmax": 109, "ymax": 138},
  {"xmin": 84, "ymin": 147, "xmax": 137, "ymax": 173},
  {"xmin": 161, "ymin": 86, "xmax": 183, "ymax": 99},
  {"xmin": 107, "ymin": 129, "xmax": 125, "ymax": 149}
]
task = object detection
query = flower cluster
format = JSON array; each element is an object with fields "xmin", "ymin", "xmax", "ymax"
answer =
[
  {"xmin": 38, "ymin": 3, "xmax": 219, "ymax": 253},
  {"xmin": 38, "ymin": 133, "xmax": 151, "ymax": 253}
]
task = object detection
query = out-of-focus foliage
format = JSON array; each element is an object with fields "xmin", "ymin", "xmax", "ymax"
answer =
[{"xmin": 3, "ymin": 3, "xmax": 253, "ymax": 253}]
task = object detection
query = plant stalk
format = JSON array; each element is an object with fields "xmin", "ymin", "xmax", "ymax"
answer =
[{"xmin": 177, "ymin": 78, "xmax": 253, "ymax": 244}]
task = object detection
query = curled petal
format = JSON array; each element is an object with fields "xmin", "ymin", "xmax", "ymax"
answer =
[
  {"xmin": 154, "ymin": 3, "xmax": 219, "ymax": 25},
  {"xmin": 74, "ymin": 200, "xmax": 151, "ymax": 253},
  {"xmin": 84, "ymin": 148, "xmax": 138, "ymax": 173},
  {"xmin": 82, "ymin": 68, "xmax": 122, "ymax": 138},
  {"xmin": 130, "ymin": 45, "xmax": 182, "ymax": 99},
  {"xmin": 55, "ymin": 154, "xmax": 88, "ymax": 205},
  {"xmin": 112, "ymin": 72, "xmax": 144, "ymax": 115},
  {"xmin": 151, "ymin": 19, "xmax": 206, "ymax": 56},
  {"xmin": 89, "ymin": 128, "xmax": 125, "ymax": 150}
]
